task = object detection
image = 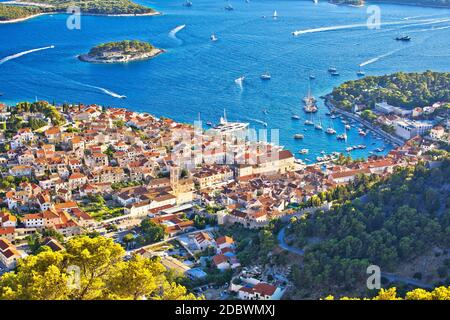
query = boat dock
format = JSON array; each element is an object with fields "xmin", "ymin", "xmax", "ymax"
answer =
[{"xmin": 324, "ymin": 99, "xmax": 405, "ymax": 147}]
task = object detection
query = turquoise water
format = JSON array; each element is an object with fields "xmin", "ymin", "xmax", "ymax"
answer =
[{"xmin": 1, "ymin": 0, "xmax": 449, "ymax": 161}]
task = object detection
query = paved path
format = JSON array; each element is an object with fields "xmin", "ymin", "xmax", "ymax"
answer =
[
  {"xmin": 381, "ymin": 273, "xmax": 433, "ymax": 290},
  {"xmin": 277, "ymin": 226, "xmax": 304, "ymax": 256}
]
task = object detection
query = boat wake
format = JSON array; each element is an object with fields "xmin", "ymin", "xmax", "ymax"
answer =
[
  {"xmin": 412, "ymin": 25, "xmax": 450, "ymax": 33},
  {"xmin": 0, "ymin": 45, "xmax": 55, "ymax": 65},
  {"xmin": 82, "ymin": 84, "xmax": 127, "ymax": 99},
  {"xmin": 248, "ymin": 118, "xmax": 268, "ymax": 127},
  {"xmin": 359, "ymin": 49, "xmax": 401, "ymax": 67},
  {"xmin": 291, "ymin": 18, "xmax": 449, "ymax": 36},
  {"xmin": 169, "ymin": 24, "xmax": 186, "ymax": 39}
]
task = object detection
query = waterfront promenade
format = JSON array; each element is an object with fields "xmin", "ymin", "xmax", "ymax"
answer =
[{"xmin": 324, "ymin": 99, "xmax": 405, "ymax": 147}]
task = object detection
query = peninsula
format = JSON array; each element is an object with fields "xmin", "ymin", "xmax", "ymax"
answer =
[
  {"xmin": 78, "ymin": 40, "xmax": 164, "ymax": 64},
  {"xmin": 0, "ymin": 0, "xmax": 159, "ymax": 23}
]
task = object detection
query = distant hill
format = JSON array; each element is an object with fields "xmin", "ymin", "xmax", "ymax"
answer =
[
  {"xmin": 371, "ymin": 0, "xmax": 450, "ymax": 8},
  {"xmin": 328, "ymin": 0, "xmax": 450, "ymax": 8},
  {"xmin": 0, "ymin": 0, "xmax": 157, "ymax": 22}
]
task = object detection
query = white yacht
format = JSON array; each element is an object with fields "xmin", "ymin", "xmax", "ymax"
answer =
[
  {"xmin": 235, "ymin": 76, "xmax": 245, "ymax": 85},
  {"xmin": 260, "ymin": 72, "xmax": 271, "ymax": 80},
  {"xmin": 299, "ymin": 149, "xmax": 309, "ymax": 154},
  {"xmin": 225, "ymin": 3, "xmax": 234, "ymax": 10},
  {"xmin": 208, "ymin": 111, "xmax": 249, "ymax": 139}
]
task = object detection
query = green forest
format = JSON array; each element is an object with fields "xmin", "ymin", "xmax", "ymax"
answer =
[
  {"xmin": 287, "ymin": 158, "xmax": 450, "ymax": 295},
  {"xmin": 89, "ymin": 40, "xmax": 154, "ymax": 56},
  {"xmin": 0, "ymin": 5, "xmax": 44, "ymax": 21},
  {"xmin": 329, "ymin": 71, "xmax": 450, "ymax": 111},
  {"xmin": 0, "ymin": 0, "xmax": 155, "ymax": 21}
]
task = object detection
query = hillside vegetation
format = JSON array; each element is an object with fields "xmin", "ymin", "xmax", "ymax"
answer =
[
  {"xmin": 89, "ymin": 40, "xmax": 154, "ymax": 56},
  {"xmin": 0, "ymin": 0, "xmax": 156, "ymax": 21},
  {"xmin": 325, "ymin": 286, "xmax": 450, "ymax": 300},
  {"xmin": 287, "ymin": 158, "xmax": 450, "ymax": 296},
  {"xmin": 0, "ymin": 5, "xmax": 44, "ymax": 21},
  {"xmin": 329, "ymin": 71, "xmax": 450, "ymax": 110}
]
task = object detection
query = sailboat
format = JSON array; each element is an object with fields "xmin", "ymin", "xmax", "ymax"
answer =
[
  {"xmin": 273, "ymin": 10, "xmax": 278, "ymax": 19},
  {"xmin": 303, "ymin": 80, "xmax": 316, "ymax": 104},
  {"xmin": 305, "ymin": 113, "xmax": 314, "ymax": 125},
  {"xmin": 325, "ymin": 119, "xmax": 336, "ymax": 135},
  {"xmin": 210, "ymin": 34, "xmax": 218, "ymax": 41},
  {"xmin": 315, "ymin": 117, "xmax": 323, "ymax": 130}
]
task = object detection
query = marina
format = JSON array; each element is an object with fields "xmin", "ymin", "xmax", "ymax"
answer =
[{"xmin": 0, "ymin": 0, "xmax": 447, "ymax": 163}]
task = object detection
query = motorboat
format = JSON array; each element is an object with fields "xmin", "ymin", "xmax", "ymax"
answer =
[
  {"xmin": 260, "ymin": 72, "xmax": 271, "ymax": 80},
  {"xmin": 299, "ymin": 149, "xmax": 309, "ymax": 154}
]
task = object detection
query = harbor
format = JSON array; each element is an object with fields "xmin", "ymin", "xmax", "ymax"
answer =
[{"xmin": 323, "ymin": 97, "xmax": 405, "ymax": 147}]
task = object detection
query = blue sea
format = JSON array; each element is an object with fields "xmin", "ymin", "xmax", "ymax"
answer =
[{"xmin": 1, "ymin": 0, "xmax": 449, "ymax": 161}]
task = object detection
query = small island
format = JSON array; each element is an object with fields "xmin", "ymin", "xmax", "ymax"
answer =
[{"xmin": 78, "ymin": 40, "xmax": 164, "ymax": 64}]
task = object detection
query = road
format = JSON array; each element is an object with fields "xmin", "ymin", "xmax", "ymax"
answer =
[
  {"xmin": 277, "ymin": 226, "xmax": 304, "ymax": 256},
  {"xmin": 277, "ymin": 225, "xmax": 434, "ymax": 290},
  {"xmin": 381, "ymin": 273, "xmax": 433, "ymax": 290}
]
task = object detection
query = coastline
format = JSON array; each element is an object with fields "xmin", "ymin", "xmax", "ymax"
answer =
[
  {"xmin": 322, "ymin": 95, "xmax": 405, "ymax": 146},
  {"xmin": 368, "ymin": 0, "xmax": 450, "ymax": 9},
  {"xmin": 0, "ymin": 10, "xmax": 161, "ymax": 25},
  {"xmin": 78, "ymin": 48, "xmax": 165, "ymax": 64},
  {"xmin": 0, "ymin": 12, "xmax": 53, "ymax": 24}
]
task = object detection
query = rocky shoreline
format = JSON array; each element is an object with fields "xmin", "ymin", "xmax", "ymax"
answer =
[{"xmin": 78, "ymin": 48, "xmax": 164, "ymax": 64}]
